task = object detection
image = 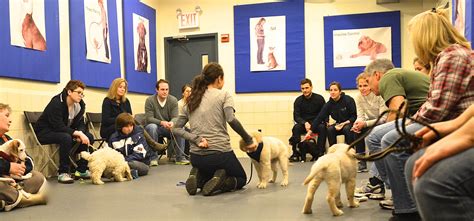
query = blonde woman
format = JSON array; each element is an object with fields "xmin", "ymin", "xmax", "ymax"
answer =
[{"xmin": 101, "ymin": 78, "xmax": 132, "ymax": 140}]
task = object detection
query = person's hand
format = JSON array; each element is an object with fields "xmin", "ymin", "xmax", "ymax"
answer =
[
  {"xmin": 245, "ymin": 143, "xmax": 258, "ymax": 152},
  {"xmin": 351, "ymin": 120, "xmax": 365, "ymax": 133},
  {"xmin": 415, "ymin": 120, "xmax": 457, "ymax": 147},
  {"xmin": 198, "ymin": 138, "xmax": 208, "ymax": 149},
  {"xmin": 76, "ymin": 131, "xmax": 90, "ymax": 145},
  {"xmin": 304, "ymin": 122, "xmax": 311, "ymax": 132},
  {"xmin": 10, "ymin": 162, "xmax": 26, "ymax": 177},
  {"xmin": 335, "ymin": 123, "xmax": 343, "ymax": 131},
  {"xmin": 304, "ymin": 130, "xmax": 313, "ymax": 140}
]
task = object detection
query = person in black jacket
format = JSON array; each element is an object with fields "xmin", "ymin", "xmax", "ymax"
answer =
[
  {"xmin": 309, "ymin": 82, "xmax": 357, "ymax": 146},
  {"xmin": 35, "ymin": 80, "xmax": 94, "ymax": 184},
  {"xmin": 289, "ymin": 78, "xmax": 326, "ymax": 162},
  {"xmin": 100, "ymin": 78, "xmax": 132, "ymax": 140}
]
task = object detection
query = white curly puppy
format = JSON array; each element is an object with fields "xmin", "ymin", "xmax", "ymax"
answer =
[
  {"xmin": 302, "ymin": 143, "xmax": 359, "ymax": 216},
  {"xmin": 239, "ymin": 131, "xmax": 289, "ymax": 189},
  {"xmin": 80, "ymin": 147, "xmax": 132, "ymax": 185}
]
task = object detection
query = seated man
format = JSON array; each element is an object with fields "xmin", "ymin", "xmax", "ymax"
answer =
[
  {"xmin": 35, "ymin": 80, "xmax": 94, "ymax": 184},
  {"xmin": 288, "ymin": 78, "xmax": 326, "ymax": 162},
  {"xmin": 145, "ymin": 79, "xmax": 189, "ymax": 165},
  {"xmin": 0, "ymin": 103, "xmax": 47, "ymax": 211}
]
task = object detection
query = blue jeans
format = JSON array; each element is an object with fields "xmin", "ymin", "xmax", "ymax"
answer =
[
  {"xmin": 366, "ymin": 121, "xmax": 402, "ymax": 186},
  {"xmin": 381, "ymin": 122, "xmax": 423, "ymax": 214},
  {"xmin": 405, "ymin": 148, "xmax": 474, "ymax": 220},
  {"xmin": 145, "ymin": 123, "xmax": 186, "ymax": 161}
]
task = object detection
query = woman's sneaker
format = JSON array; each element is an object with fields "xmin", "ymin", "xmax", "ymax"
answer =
[
  {"xmin": 58, "ymin": 173, "xmax": 74, "ymax": 184},
  {"xmin": 186, "ymin": 167, "xmax": 202, "ymax": 195}
]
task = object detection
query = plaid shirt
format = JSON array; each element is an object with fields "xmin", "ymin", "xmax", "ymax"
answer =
[{"xmin": 415, "ymin": 44, "xmax": 474, "ymax": 123}]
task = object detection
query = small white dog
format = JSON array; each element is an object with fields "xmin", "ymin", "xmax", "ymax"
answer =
[
  {"xmin": 0, "ymin": 139, "xmax": 32, "ymax": 182},
  {"xmin": 80, "ymin": 147, "xmax": 132, "ymax": 185},
  {"xmin": 239, "ymin": 131, "xmax": 289, "ymax": 189},
  {"xmin": 302, "ymin": 143, "xmax": 359, "ymax": 216}
]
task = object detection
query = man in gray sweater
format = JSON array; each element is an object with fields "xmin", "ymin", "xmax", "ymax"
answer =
[{"xmin": 145, "ymin": 79, "xmax": 189, "ymax": 165}]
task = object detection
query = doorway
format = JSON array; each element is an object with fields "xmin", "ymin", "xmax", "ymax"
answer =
[{"xmin": 164, "ymin": 33, "xmax": 218, "ymax": 98}]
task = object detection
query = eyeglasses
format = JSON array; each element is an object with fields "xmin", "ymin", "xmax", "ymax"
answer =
[{"xmin": 72, "ymin": 90, "xmax": 85, "ymax": 97}]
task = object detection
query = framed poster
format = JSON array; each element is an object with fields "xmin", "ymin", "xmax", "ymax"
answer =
[{"xmin": 123, "ymin": 0, "xmax": 156, "ymax": 94}]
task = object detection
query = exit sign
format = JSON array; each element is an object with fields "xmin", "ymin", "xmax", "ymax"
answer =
[{"xmin": 178, "ymin": 12, "xmax": 199, "ymax": 29}]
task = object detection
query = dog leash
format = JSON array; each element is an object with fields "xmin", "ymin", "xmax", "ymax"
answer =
[{"xmin": 348, "ymin": 101, "xmax": 440, "ymax": 161}]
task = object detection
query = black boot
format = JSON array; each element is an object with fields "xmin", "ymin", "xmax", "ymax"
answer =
[
  {"xmin": 220, "ymin": 176, "xmax": 238, "ymax": 193},
  {"xmin": 186, "ymin": 167, "xmax": 203, "ymax": 195},
  {"xmin": 202, "ymin": 169, "xmax": 227, "ymax": 196}
]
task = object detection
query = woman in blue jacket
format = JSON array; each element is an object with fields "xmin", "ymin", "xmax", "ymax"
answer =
[{"xmin": 309, "ymin": 82, "xmax": 357, "ymax": 146}]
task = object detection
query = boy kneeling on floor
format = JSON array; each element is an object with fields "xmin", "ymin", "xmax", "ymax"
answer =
[{"xmin": 109, "ymin": 113, "xmax": 154, "ymax": 178}]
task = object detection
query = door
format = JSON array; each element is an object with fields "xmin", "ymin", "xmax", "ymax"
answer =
[{"xmin": 164, "ymin": 33, "xmax": 218, "ymax": 98}]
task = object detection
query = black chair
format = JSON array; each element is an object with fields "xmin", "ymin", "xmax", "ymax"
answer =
[
  {"xmin": 85, "ymin": 112, "xmax": 107, "ymax": 149},
  {"xmin": 24, "ymin": 111, "xmax": 59, "ymax": 174}
]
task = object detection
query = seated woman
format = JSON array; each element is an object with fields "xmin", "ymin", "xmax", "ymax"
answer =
[
  {"xmin": 109, "ymin": 113, "xmax": 152, "ymax": 177},
  {"xmin": 406, "ymin": 104, "xmax": 474, "ymax": 221},
  {"xmin": 0, "ymin": 103, "xmax": 47, "ymax": 211},
  {"xmin": 309, "ymin": 81, "xmax": 357, "ymax": 146},
  {"xmin": 101, "ymin": 78, "xmax": 132, "ymax": 141}
]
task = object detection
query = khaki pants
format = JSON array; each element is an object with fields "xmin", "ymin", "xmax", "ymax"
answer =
[{"xmin": 0, "ymin": 171, "xmax": 46, "ymax": 211}]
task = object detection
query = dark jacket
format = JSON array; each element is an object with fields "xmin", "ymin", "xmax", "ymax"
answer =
[
  {"xmin": 100, "ymin": 97, "xmax": 132, "ymax": 140},
  {"xmin": 35, "ymin": 90, "xmax": 87, "ymax": 136},
  {"xmin": 312, "ymin": 92, "xmax": 357, "ymax": 130},
  {"xmin": 0, "ymin": 134, "xmax": 34, "ymax": 176},
  {"xmin": 293, "ymin": 93, "xmax": 326, "ymax": 125},
  {"xmin": 108, "ymin": 126, "xmax": 152, "ymax": 165}
]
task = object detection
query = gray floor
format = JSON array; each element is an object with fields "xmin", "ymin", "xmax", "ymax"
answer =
[{"xmin": 3, "ymin": 158, "xmax": 392, "ymax": 221}]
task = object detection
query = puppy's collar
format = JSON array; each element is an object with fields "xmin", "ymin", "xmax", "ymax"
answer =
[
  {"xmin": 0, "ymin": 151, "xmax": 16, "ymax": 162},
  {"xmin": 246, "ymin": 142, "xmax": 264, "ymax": 162}
]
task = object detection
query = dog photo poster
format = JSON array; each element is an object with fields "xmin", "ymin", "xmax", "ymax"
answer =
[
  {"xmin": 9, "ymin": 0, "xmax": 47, "ymax": 51},
  {"xmin": 133, "ymin": 14, "xmax": 151, "ymax": 73},
  {"xmin": 333, "ymin": 27, "xmax": 392, "ymax": 68},
  {"xmin": 84, "ymin": 0, "xmax": 111, "ymax": 63},
  {"xmin": 249, "ymin": 16, "xmax": 286, "ymax": 72}
]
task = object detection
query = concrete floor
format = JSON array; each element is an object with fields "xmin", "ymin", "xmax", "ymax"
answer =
[{"xmin": 2, "ymin": 158, "xmax": 392, "ymax": 221}]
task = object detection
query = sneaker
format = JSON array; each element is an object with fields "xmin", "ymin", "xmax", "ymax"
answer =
[
  {"xmin": 131, "ymin": 169, "xmax": 139, "ymax": 179},
  {"xmin": 357, "ymin": 161, "xmax": 368, "ymax": 173},
  {"xmin": 58, "ymin": 173, "xmax": 74, "ymax": 184},
  {"xmin": 74, "ymin": 170, "xmax": 91, "ymax": 179},
  {"xmin": 355, "ymin": 177, "xmax": 385, "ymax": 200},
  {"xmin": 186, "ymin": 167, "xmax": 200, "ymax": 195},
  {"xmin": 354, "ymin": 194, "xmax": 368, "ymax": 202},
  {"xmin": 149, "ymin": 160, "xmax": 159, "ymax": 167},
  {"xmin": 289, "ymin": 155, "xmax": 300, "ymax": 162},
  {"xmin": 202, "ymin": 169, "xmax": 227, "ymax": 196},
  {"xmin": 380, "ymin": 198, "xmax": 394, "ymax": 210},
  {"xmin": 0, "ymin": 200, "xmax": 5, "ymax": 211},
  {"xmin": 175, "ymin": 159, "xmax": 190, "ymax": 165}
]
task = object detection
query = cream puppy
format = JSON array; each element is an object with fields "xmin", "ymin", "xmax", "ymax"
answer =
[
  {"xmin": 81, "ymin": 147, "xmax": 133, "ymax": 185},
  {"xmin": 239, "ymin": 131, "xmax": 289, "ymax": 189},
  {"xmin": 0, "ymin": 139, "xmax": 32, "ymax": 182},
  {"xmin": 302, "ymin": 143, "xmax": 359, "ymax": 216}
]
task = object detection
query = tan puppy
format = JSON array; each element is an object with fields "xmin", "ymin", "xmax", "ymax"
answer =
[
  {"xmin": 239, "ymin": 131, "xmax": 289, "ymax": 189},
  {"xmin": 80, "ymin": 147, "xmax": 133, "ymax": 185},
  {"xmin": 302, "ymin": 143, "xmax": 359, "ymax": 216},
  {"xmin": 0, "ymin": 139, "xmax": 32, "ymax": 182}
]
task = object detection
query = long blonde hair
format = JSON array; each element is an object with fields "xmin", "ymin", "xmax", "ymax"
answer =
[
  {"xmin": 106, "ymin": 78, "xmax": 128, "ymax": 103},
  {"xmin": 408, "ymin": 7, "xmax": 470, "ymax": 65}
]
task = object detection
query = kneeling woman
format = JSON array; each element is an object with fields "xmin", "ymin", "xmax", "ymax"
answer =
[{"xmin": 172, "ymin": 63, "xmax": 256, "ymax": 196}]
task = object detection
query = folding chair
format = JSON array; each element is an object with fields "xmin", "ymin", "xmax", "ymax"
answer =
[
  {"xmin": 85, "ymin": 112, "xmax": 106, "ymax": 149},
  {"xmin": 24, "ymin": 111, "xmax": 59, "ymax": 174}
]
